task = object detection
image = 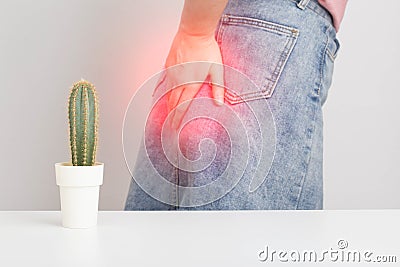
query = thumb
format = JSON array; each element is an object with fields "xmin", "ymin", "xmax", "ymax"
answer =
[{"xmin": 209, "ymin": 63, "xmax": 225, "ymax": 106}]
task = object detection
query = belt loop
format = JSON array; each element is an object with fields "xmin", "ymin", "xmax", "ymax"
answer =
[{"xmin": 297, "ymin": 0, "xmax": 311, "ymax": 10}]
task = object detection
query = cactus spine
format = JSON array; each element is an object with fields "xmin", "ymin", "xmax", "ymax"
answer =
[{"xmin": 68, "ymin": 79, "xmax": 99, "ymax": 166}]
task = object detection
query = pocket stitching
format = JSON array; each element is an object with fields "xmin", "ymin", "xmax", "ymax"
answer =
[
  {"xmin": 219, "ymin": 14, "xmax": 299, "ymax": 104},
  {"xmin": 224, "ymin": 35, "xmax": 297, "ymax": 104},
  {"xmin": 221, "ymin": 14, "xmax": 299, "ymax": 37},
  {"xmin": 326, "ymin": 49, "xmax": 335, "ymax": 62},
  {"xmin": 325, "ymin": 27, "xmax": 340, "ymax": 62}
]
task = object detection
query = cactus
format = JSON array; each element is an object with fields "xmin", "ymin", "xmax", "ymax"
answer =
[{"xmin": 68, "ymin": 79, "xmax": 99, "ymax": 166}]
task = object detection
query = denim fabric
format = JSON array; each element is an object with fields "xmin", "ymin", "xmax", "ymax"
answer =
[{"xmin": 124, "ymin": 0, "xmax": 339, "ymax": 210}]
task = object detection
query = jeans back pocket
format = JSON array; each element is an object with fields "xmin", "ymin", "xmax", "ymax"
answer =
[{"xmin": 217, "ymin": 14, "xmax": 299, "ymax": 104}]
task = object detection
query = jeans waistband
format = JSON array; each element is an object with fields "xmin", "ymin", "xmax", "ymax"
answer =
[{"xmin": 293, "ymin": 0, "xmax": 333, "ymax": 26}]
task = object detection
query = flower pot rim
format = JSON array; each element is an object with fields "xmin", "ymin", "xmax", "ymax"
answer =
[
  {"xmin": 56, "ymin": 162, "xmax": 104, "ymax": 167},
  {"xmin": 55, "ymin": 162, "xmax": 104, "ymax": 187}
]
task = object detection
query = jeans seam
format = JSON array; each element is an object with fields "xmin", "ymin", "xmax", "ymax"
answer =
[
  {"xmin": 294, "ymin": 30, "xmax": 326, "ymax": 209},
  {"xmin": 175, "ymin": 165, "xmax": 179, "ymax": 209},
  {"xmin": 319, "ymin": 25, "xmax": 332, "ymax": 98},
  {"xmin": 294, "ymin": 101, "xmax": 318, "ymax": 209}
]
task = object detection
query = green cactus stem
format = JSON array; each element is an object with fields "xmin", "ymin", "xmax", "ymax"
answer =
[{"xmin": 68, "ymin": 79, "xmax": 99, "ymax": 166}]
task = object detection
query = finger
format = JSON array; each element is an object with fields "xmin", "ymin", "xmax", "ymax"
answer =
[
  {"xmin": 167, "ymin": 86, "xmax": 184, "ymax": 129},
  {"xmin": 167, "ymin": 85, "xmax": 183, "ymax": 113},
  {"xmin": 164, "ymin": 70, "xmax": 183, "ymax": 128},
  {"xmin": 171, "ymin": 83, "xmax": 201, "ymax": 130},
  {"xmin": 165, "ymin": 65, "xmax": 187, "ymax": 113},
  {"xmin": 209, "ymin": 63, "xmax": 225, "ymax": 106},
  {"xmin": 152, "ymin": 69, "xmax": 167, "ymax": 97}
]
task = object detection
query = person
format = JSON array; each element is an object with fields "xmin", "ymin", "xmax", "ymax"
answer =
[{"xmin": 124, "ymin": 0, "xmax": 347, "ymax": 210}]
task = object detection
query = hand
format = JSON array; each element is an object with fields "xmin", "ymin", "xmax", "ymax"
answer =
[{"xmin": 164, "ymin": 31, "xmax": 224, "ymax": 130}]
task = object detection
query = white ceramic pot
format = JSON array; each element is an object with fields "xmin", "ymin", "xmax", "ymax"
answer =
[{"xmin": 55, "ymin": 162, "xmax": 104, "ymax": 229}]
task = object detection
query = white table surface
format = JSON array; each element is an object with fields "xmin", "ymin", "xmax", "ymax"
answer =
[{"xmin": 0, "ymin": 210, "xmax": 399, "ymax": 267}]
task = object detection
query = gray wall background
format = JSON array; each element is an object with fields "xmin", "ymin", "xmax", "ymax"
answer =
[{"xmin": 0, "ymin": 0, "xmax": 398, "ymax": 210}]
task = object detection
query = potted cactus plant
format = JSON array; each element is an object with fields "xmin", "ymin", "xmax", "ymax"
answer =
[{"xmin": 55, "ymin": 79, "xmax": 104, "ymax": 228}]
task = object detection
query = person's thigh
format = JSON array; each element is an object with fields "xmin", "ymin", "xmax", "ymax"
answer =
[{"xmin": 124, "ymin": 88, "xmax": 179, "ymax": 210}]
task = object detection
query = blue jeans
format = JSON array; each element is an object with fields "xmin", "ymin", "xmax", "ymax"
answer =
[{"xmin": 124, "ymin": 0, "xmax": 339, "ymax": 210}]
